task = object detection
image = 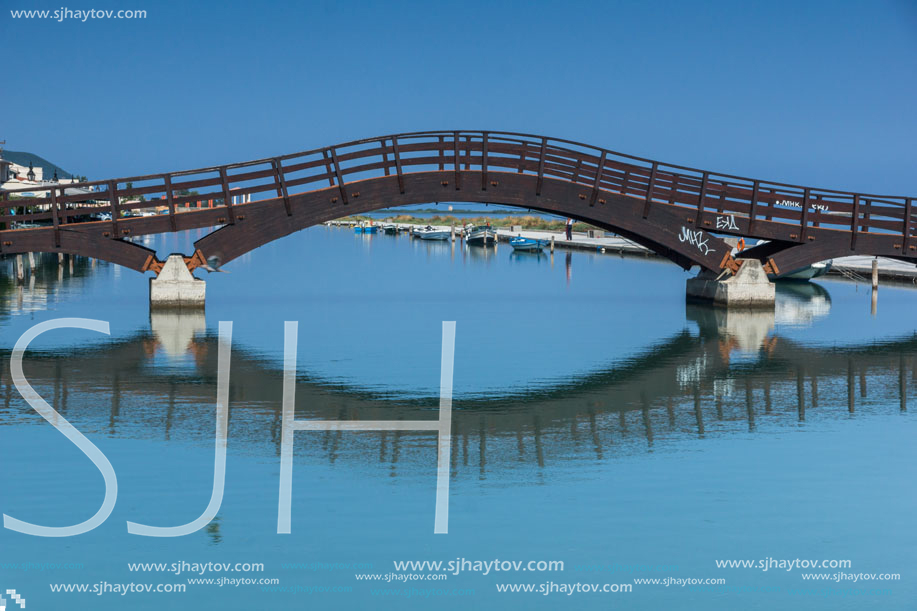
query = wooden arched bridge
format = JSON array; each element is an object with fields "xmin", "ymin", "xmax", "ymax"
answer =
[{"xmin": 1, "ymin": 130, "xmax": 915, "ymax": 277}]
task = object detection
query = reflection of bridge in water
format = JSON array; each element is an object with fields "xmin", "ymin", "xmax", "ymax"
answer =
[{"xmin": 0, "ymin": 284, "xmax": 912, "ymax": 476}]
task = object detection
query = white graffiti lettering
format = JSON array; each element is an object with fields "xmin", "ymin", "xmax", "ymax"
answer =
[
  {"xmin": 678, "ymin": 226, "xmax": 716, "ymax": 256},
  {"xmin": 716, "ymin": 214, "xmax": 740, "ymax": 231},
  {"xmin": 776, "ymin": 199, "xmax": 829, "ymax": 212}
]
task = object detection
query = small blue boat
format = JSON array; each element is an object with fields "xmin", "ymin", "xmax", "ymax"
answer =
[
  {"xmin": 509, "ymin": 237, "xmax": 548, "ymax": 251},
  {"xmin": 354, "ymin": 223, "xmax": 378, "ymax": 234}
]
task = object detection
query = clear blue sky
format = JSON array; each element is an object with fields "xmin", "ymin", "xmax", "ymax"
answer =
[{"xmin": 3, "ymin": 0, "xmax": 916, "ymax": 195}]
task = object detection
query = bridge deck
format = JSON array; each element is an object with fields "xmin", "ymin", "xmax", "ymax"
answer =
[{"xmin": 1, "ymin": 131, "xmax": 913, "ymax": 275}]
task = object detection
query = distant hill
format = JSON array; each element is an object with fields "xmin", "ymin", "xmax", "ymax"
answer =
[{"xmin": 2, "ymin": 150, "xmax": 76, "ymax": 180}]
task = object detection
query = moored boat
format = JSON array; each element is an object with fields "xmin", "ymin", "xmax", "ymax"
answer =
[
  {"xmin": 465, "ymin": 225, "xmax": 497, "ymax": 246},
  {"xmin": 354, "ymin": 222, "xmax": 378, "ymax": 234},
  {"xmin": 509, "ymin": 236, "xmax": 547, "ymax": 251},
  {"xmin": 772, "ymin": 260, "xmax": 832, "ymax": 281},
  {"xmin": 413, "ymin": 226, "xmax": 450, "ymax": 240},
  {"xmin": 382, "ymin": 224, "xmax": 399, "ymax": 234}
]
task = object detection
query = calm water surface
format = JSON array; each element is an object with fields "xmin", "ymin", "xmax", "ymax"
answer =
[{"xmin": 0, "ymin": 226, "xmax": 915, "ymax": 609}]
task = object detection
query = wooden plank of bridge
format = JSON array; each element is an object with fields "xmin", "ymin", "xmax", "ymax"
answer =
[
  {"xmin": 851, "ymin": 194, "xmax": 861, "ymax": 250},
  {"xmin": 322, "ymin": 150, "xmax": 335, "ymax": 187},
  {"xmin": 438, "ymin": 136, "xmax": 445, "ymax": 172},
  {"xmin": 800, "ymin": 187, "xmax": 811, "ymax": 241},
  {"xmin": 329, "ymin": 148, "xmax": 348, "ymax": 205},
  {"xmin": 536, "ymin": 137, "xmax": 547, "ymax": 196},
  {"xmin": 164, "ymin": 174, "xmax": 177, "ymax": 231},
  {"xmin": 272, "ymin": 158, "xmax": 292, "ymax": 216},
  {"xmin": 453, "ymin": 132, "xmax": 461, "ymax": 191},
  {"xmin": 51, "ymin": 187, "xmax": 61, "ymax": 247},
  {"xmin": 0, "ymin": 192, "xmax": 5, "ymax": 254},
  {"xmin": 219, "ymin": 166, "xmax": 236, "ymax": 224},
  {"xmin": 589, "ymin": 151, "xmax": 607, "ymax": 207},
  {"xmin": 381, "ymin": 139, "xmax": 391, "ymax": 176},
  {"xmin": 903, "ymin": 197, "xmax": 913, "ymax": 254},
  {"xmin": 695, "ymin": 172, "xmax": 709, "ymax": 226},
  {"xmin": 481, "ymin": 132, "xmax": 489, "ymax": 191},
  {"xmin": 392, "ymin": 136, "xmax": 405, "ymax": 194},
  {"xmin": 642, "ymin": 162, "xmax": 658, "ymax": 219},
  {"xmin": 108, "ymin": 180, "xmax": 120, "ymax": 237},
  {"xmin": 748, "ymin": 180, "xmax": 760, "ymax": 230}
]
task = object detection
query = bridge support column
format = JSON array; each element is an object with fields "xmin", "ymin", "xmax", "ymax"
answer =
[
  {"xmin": 686, "ymin": 258, "xmax": 774, "ymax": 308},
  {"xmin": 150, "ymin": 254, "xmax": 206, "ymax": 309}
]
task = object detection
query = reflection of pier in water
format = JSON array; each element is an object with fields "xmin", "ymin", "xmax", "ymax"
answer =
[
  {"xmin": 1, "ymin": 284, "xmax": 913, "ymax": 477},
  {"xmin": 0, "ymin": 254, "xmax": 102, "ymax": 319}
]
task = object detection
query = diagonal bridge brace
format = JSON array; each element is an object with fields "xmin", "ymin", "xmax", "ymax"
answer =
[{"xmin": 141, "ymin": 249, "xmax": 209, "ymax": 276}]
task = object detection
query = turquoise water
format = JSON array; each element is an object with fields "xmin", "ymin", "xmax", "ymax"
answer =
[{"xmin": 0, "ymin": 226, "xmax": 915, "ymax": 609}]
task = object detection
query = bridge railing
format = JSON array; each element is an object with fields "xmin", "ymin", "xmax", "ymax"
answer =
[{"xmin": 1, "ymin": 130, "xmax": 914, "ymax": 256}]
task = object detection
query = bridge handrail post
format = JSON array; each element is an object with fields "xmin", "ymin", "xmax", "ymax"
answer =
[
  {"xmin": 329, "ymin": 148, "xmax": 349, "ymax": 205},
  {"xmin": 800, "ymin": 187, "xmax": 811, "ymax": 241},
  {"xmin": 164, "ymin": 174, "xmax": 177, "ymax": 231},
  {"xmin": 391, "ymin": 136, "xmax": 405, "ymax": 194},
  {"xmin": 271, "ymin": 158, "xmax": 292, "ymax": 216},
  {"xmin": 481, "ymin": 131, "xmax": 489, "ymax": 191},
  {"xmin": 380, "ymin": 139, "xmax": 391, "ymax": 176},
  {"xmin": 321, "ymin": 150, "xmax": 335, "ymax": 187},
  {"xmin": 50, "ymin": 186, "xmax": 61, "ymax": 247},
  {"xmin": 642, "ymin": 162, "xmax": 659, "ymax": 218},
  {"xmin": 108, "ymin": 180, "xmax": 120, "ymax": 236},
  {"xmin": 570, "ymin": 158, "xmax": 582, "ymax": 184},
  {"xmin": 453, "ymin": 131, "xmax": 461, "ymax": 191},
  {"xmin": 437, "ymin": 136, "xmax": 445, "ymax": 172},
  {"xmin": 903, "ymin": 197, "xmax": 913, "ymax": 253},
  {"xmin": 589, "ymin": 151, "xmax": 607, "ymax": 207},
  {"xmin": 517, "ymin": 142, "xmax": 527, "ymax": 174},
  {"xmin": 765, "ymin": 188, "xmax": 775, "ymax": 221},
  {"xmin": 695, "ymin": 172, "xmax": 709, "ymax": 225},
  {"xmin": 668, "ymin": 174, "xmax": 679, "ymax": 204},
  {"xmin": 749, "ymin": 180, "xmax": 760, "ymax": 230},
  {"xmin": 536, "ymin": 137, "xmax": 547, "ymax": 196},
  {"xmin": 0, "ymin": 190, "xmax": 6, "ymax": 236},
  {"xmin": 850, "ymin": 194, "xmax": 860, "ymax": 250},
  {"xmin": 219, "ymin": 166, "xmax": 236, "ymax": 224},
  {"xmin": 0, "ymin": 191, "xmax": 6, "ymax": 241}
]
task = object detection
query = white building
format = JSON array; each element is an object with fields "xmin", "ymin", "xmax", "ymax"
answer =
[{"xmin": 0, "ymin": 148, "xmax": 91, "ymax": 198}]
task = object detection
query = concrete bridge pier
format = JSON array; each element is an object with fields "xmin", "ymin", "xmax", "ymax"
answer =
[
  {"xmin": 149, "ymin": 254, "xmax": 206, "ymax": 309},
  {"xmin": 686, "ymin": 259, "xmax": 775, "ymax": 308}
]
